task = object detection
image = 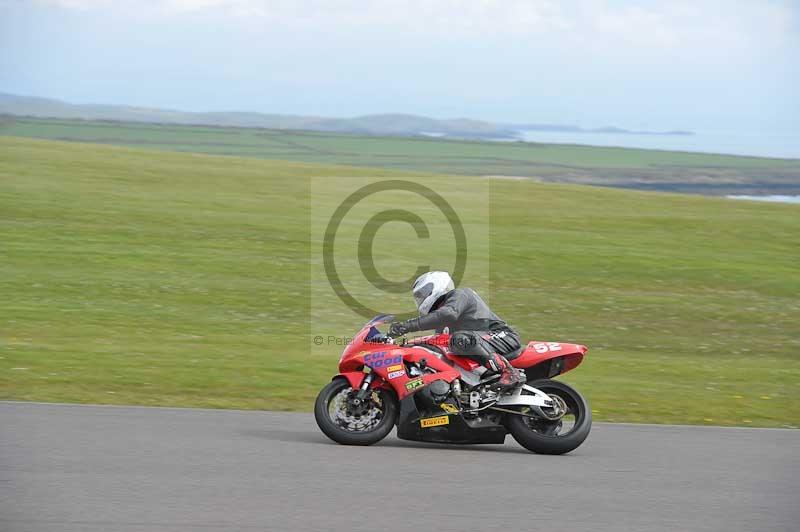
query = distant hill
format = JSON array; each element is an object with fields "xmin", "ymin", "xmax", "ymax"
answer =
[
  {"xmin": 0, "ymin": 92, "xmax": 517, "ymax": 139},
  {"xmin": 505, "ymin": 122, "xmax": 692, "ymax": 136},
  {"xmin": 0, "ymin": 92, "xmax": 692, "ymax": 139}
]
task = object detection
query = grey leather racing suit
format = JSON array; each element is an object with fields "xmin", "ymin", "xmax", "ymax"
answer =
[{"xmin": 394, "ymin": 288, "xmax": 521, "ymax": 365}]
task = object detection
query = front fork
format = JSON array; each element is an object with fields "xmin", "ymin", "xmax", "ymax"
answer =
[{"xmin": 352, "ymin": 368, "xmax": 375, "ymax": 407}]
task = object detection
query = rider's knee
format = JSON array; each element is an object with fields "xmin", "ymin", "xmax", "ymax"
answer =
[{"xmin": 449, "ymin": 331, "xmax": 478, "ymax": 355}]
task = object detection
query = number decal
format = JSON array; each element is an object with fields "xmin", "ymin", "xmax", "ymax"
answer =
[{"xmin": 533, "ymin": 342, "xmax": 561, "ymax": 353}]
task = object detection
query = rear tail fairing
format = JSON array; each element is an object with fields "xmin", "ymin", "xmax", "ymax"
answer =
[{"xmin": 510, "ymin": 342, "xmax": 588, "ymax": 380}]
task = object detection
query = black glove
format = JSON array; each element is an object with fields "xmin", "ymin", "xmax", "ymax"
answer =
[
  {"xmin": 388, "ymin": 320, "xmax": 412, "ymax": 338},
  {"xmin": 367, "ymin": 333, "xmax": 391, "ymax": 344}
]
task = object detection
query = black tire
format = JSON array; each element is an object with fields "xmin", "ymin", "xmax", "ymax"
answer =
[
  {"xmin": 314, "ymin": 377, "xmax": 398, "ymax": 446},
  {"xmin": 506, "ymin": 379, "xmax": 591, "ymax": 455}
]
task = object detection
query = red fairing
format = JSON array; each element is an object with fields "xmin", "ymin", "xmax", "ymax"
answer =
[
  {"xmin": 336, "ymin": 323, "xmax": 460, "ymax": 401},
  {"xmin": 335, "ymin": 318, "xmax": 587, "ymax": 395},
  {"xmin": 401, "ymin": 333, "xmax": 586, "ymax": 374},
  {"xmin": 335, "ymin": 371, "xmax": 363, "ymax": 389},
  {"xmin": 404, "ymin": 333, "xmax": 451, "ymax": 351},
  {"xmin": 403, "ymin": 333, "xmax": 482, "ymax": 371},
  {"xmin": 511, "ymin": 341, "xmax": 588, "ymax": 375},
  {"xmin": 447, "ymin": 354, "xmax": 482, "ymax": 371}
]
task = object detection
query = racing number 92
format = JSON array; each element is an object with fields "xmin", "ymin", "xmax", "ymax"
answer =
[{"xmin": 532, "ymin": 342, "xmax": 561, "ymax": 354}]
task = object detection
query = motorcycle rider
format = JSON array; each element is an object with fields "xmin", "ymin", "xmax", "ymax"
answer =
[{"xmin": 388, "ymin": 271, "xmax": 522, "ymax": 389}]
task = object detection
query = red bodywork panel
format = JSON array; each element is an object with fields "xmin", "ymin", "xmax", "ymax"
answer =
[
  {"xmin": 336, "ymin": 318, "xmax": 587, "ymax": 398},
  {"xmin": 337, "ymin": 320, "xmax": 459, "ymax": 400},
  {"xmin": 512, "ymin": 341, "xmax": 587, "ymax": 373},
  {"xmin": 402, "ymin": 334, "xmax": 587, "ymax": 373}
]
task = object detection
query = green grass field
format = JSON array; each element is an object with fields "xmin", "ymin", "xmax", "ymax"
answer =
[
  {"xmin": 3, "ymin": 116, "xmax": 799, "ymax": 195},
  {"xmin": 1, "ymin": 136, "xmax": 798, "ymax": 427}
]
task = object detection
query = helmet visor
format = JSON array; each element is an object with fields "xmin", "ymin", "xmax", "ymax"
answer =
[{"xmin": 412, "ymin": 282, "xmax": 434, "ymax": 308}]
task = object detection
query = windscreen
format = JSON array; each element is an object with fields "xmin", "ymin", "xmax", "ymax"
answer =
[{"xmin": 366, "ymin": 314, "xmax": 394, "ymax": 326}]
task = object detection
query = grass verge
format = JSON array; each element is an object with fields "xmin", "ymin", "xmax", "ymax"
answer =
[{"xmin": 1, "ymin": 136, "xmax": 798, "ymax": 426}]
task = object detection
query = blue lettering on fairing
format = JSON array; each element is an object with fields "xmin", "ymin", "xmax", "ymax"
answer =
[{"xmin": 363, "ymin": 351, "xmax": 402, "ymax": 368}]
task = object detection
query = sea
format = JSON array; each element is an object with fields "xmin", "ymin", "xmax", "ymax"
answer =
[
  {"xmin": 517, "ymin": 129, "xmax": 800, "ymax": 160},
  {"xmin": 726, "ymin": 195, "xmax": 800, "ymax": 204},
  {"xmin": 514, "ymin": 128, "xmax": 800, "ymax": 204}
]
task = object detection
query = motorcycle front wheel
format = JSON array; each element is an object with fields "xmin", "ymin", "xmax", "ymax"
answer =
[
  {"xmin": 505, "ymin": 379, "xmax": 592, "ymax": 455},
  {"xmin": 314, "ymin": 377, "xmax": 398, "ymax": 445}
]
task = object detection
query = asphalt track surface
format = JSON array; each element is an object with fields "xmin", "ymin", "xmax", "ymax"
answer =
[{"xmin": 1, "ymin": 402, "xmax": 798, "ymax": 532}]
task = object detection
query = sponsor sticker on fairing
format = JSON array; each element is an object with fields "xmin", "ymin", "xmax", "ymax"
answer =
[
  {"xmin": 440, "ymin": 403, "xmax": 459, "ymax": 414},
  {"xmin": 405, "ymin": 378, "xmax": 424, "ymax": 391},
  {"xmin": 388, "ymin": 370, "xmax": 405, "ymax": 380},
  {"xmin": 387, "ymin": 364, "xmax": 403, "ymax": 372},
  {"xmin": 363, "ymin": 351, "xmax": 402, "ymax": 369},
  {"xmin": 420, "ymin": 415, "xmax": 449, "ymax": 428}
]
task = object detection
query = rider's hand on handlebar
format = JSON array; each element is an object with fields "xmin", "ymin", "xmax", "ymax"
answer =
[
  {"xmin": 388, "ymin": 321, "xmax": 410, "ymax": 338},
  {"xmin": 368, "ymin": 334, "xmax": 393, "ymax": 344}
]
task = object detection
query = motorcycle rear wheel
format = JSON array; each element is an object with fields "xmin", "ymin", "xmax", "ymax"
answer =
[
  {"xmin": 506, "ymin": 379, "xmax": 591, "ymax": 455},
  {"xmin": 314, "ymin": 377, "xmax": 398, "ymax": 445}
]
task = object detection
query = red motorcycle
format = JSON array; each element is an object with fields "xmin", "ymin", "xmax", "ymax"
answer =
[{"xmin": 314, "ymin": 315, "xmax": 591, "ymax": 454}]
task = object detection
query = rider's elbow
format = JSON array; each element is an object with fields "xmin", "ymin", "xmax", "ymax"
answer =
[{"xmin": 437, "ymin": 307, "xmax": 459, "ymax": 323}]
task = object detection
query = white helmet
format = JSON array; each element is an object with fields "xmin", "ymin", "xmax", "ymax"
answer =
[{"xmin": 412, "ymin": 271, "xmax": 454, "ymax": 315}]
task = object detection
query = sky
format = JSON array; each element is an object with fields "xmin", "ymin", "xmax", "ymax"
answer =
[{"xmin": 1, "ymin": 0, "xmax": 798, "ymax": 132}]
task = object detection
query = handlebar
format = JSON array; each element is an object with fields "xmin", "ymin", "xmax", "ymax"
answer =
[{"xmin": 367, "ymin": 334, "xmax": 394, "ymax": 345}]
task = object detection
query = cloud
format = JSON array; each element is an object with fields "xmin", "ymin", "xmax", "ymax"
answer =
[
  {"xmin": 152, "ymin": 0, "xmax": 572, "ymax": 36},
  {"xmin": 24, "ymin": 0, "xmax": 797, "ymax": 51},
  {"xmin": 31, "ymin": 0, "xmax": 116, "ymax": 8},
  {"xmin": 4, "ymin": 0, "xmax": 796, "ymax": 129},
  {"xmin": 17, "ymin": 0, "xmax": 796, "ymax": 61}
]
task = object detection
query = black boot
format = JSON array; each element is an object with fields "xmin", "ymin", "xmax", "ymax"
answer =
[{"xmin": 486, "ymin": 354, "xmax": 522, "ymax": 390}]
